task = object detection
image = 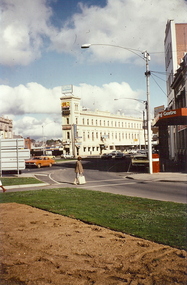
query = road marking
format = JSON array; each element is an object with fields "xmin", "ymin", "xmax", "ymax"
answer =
[
  {"xmin": 49, "ymin": 173, "xmax": 62, "ymax": 184},
  {"xmin": 79, "ymin": 182, "xmax": 135, "ymax": 188},
  {"xmin": 35, "ymin": 173, "xmax": 48, "ymax": 176},
  {"xmin": 86, "ymin": 178, "xmax": 130, "ymax": 183}
]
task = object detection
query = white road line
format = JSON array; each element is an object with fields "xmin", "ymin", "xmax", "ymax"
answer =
[
  {"xmin": 35, "ymin": 173, "xmax": 48, "ymax": 176},
  {"xmin": 85, "ymin": 178, "xmax": 129, "ymax": 183},
  {"xmin": 80, "ymin": 182, "xmax": 135, "ymax": 188},
  {"xmin": 49, "ymin": 173, "xmax": 62, "ymax": 184}
]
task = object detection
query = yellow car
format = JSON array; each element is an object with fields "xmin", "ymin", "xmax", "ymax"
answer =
[
  {"xmin": 25, "ymin": 156, "xmax": 55, "ymax": 168},
  {"xmin": 131, "ymin": 155, "xmax": 149, "ymax": 167}
]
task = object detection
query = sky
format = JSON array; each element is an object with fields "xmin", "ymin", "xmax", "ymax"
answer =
[{"xmin": 0, "ymin": 0, "xmax": 187, "ymax": 140}]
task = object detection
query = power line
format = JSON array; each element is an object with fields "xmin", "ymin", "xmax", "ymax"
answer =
[{"xmin": 150, "ymin": 73, "xmax": 167, "ymax": 96}]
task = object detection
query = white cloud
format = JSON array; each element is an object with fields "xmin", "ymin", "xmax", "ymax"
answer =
[
  {"xmin": 0, "ymin": 81, "xmax": 144, "ymax": 139},
  {"xmin": 51, "ymin": 0, "xmax": 187, "ymax": 65},
  {"xmin": 14, "ymin": 116, "xmax": 62, "ymax": 140},
  {"xmin": 74, "ymin": 82, "xmax": 144, "ymax": 115},
  {"xmin": 0, "ymin": 83, "xmax": 62, "ymax": 115},
  {"xmin": 1, "ymin": 0, "xmax": 186, "ymax": 66},
  {"xmin": 0, "ymin": 0, "xmax": 53, "ymax": 66}
]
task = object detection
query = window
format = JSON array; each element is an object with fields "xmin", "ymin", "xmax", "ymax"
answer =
[
  {"xmin": 82, "ymin": 118, "xmax": 85, "ymax": 125},
  {"xmin": 67, "ymin": 132, "xmax": 70, "ymax": 139},
  {"xmin": 91, "ymin": 119, "xmax": 94, "ymax": 125},
  {"xmin": 87, "ymin": 119, "xmax": 89, "ymax": 125},
  {"xmin": 92, "ymin": 132, "xmax": 94, "ymax": 141},
  {"xmin": 96, "ymin": 132, "xmax": 98, "ymax": 139},
  {"xmin": 67, "ymin": 118, "xmax": 69, "ymax": 124},
  {"xmin": 107, "ymin": 121, "xmax": 109, "ymax": 126},
  {"xmin": 88, "ymin": 132, "xmax": 90, "ymax": 139},
  {"xmin": 83, "ymin": 132, "xmax": 85, "ymax": 141},
  {"xmin": 96, "ymin": 120, "xmax": 98, "ymax": 125},
  {"xmin": 100, "ymin": 120, "xmax": 102, "ymax": 126},
  {"xmin": 76, "ymin": 117, "xmax": 78, "ymax": 124}
]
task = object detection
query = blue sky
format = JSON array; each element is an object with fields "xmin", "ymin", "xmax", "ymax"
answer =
[{"xmin": 0, "ymin": 0, "xmax": 187, "ymax": 140}]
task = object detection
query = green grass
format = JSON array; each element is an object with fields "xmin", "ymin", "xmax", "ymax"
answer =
[
  {"xmin": 0, "ymin": 177, "xmax": 43, "ymax": 186},
  {"xmin": 0, "ymin": 188, "xmax": 186, "ymax": 250}
]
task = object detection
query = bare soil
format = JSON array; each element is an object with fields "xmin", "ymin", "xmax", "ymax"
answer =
[{"xmin": 0, "ymin": 203, "xmax": 186, "ymax": 285}]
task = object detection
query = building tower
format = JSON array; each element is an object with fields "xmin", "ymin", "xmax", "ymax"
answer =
[{"xmin": 60, "ymin": 86, "xmax": 81, "ymax": 157}]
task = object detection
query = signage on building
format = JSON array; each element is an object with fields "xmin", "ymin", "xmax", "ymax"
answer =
[
  {"xmin": 154, "ymin": 107, "xmax": 187, "ymax": 126},
  {"xmin": 62, "ymin": 125, "xmax": 71, "ymax": 130},
  {"xmin": 61, "ymin": 101, "xmax": 70, "ymax": 116},
  {"xmin": 154, "ymin": 105, "xmax": 165, "ymax": 118},
  {"xmin": 61, "ymin": 85, "xmax": 73, "ymax": 94}
]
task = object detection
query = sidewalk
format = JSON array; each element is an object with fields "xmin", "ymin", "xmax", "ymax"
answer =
[{"xmin": 126, "ymin": 172, "xmax": 187, "ymax": 182}]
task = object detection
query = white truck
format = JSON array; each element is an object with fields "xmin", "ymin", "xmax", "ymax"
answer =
[{"xmin": 0, "ymin": 138, "xmax": 30, "ymax": 175}]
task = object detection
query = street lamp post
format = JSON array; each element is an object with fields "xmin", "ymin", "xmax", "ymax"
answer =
[{"xmin": 81, "ymin": 43, "xmax": 153, "ymax": 174}]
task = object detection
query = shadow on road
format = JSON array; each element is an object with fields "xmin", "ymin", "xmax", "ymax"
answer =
[{"xmin": 56, "ymin": 158, "xmax": 149, "ymax": 173}]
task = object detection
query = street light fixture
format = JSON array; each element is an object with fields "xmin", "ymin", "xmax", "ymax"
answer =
[{"xmin": 81, "ymin": 43, "xmax": 153, "ymax": 174}]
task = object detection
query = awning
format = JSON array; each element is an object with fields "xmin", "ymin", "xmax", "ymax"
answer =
[{"xmin": 154, "ymin": 108, "xmax": 187, "ymax": 126}]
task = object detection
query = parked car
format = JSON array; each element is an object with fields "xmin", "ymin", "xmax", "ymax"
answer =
[
  {"xmin": 114, "ymin": 152, "xmax": 126, "ymax": 159},
  {"xmin": 110, "ymin": 150, "xmax": 121, "ymax": 157},
  {"xmin": 61, "ymin": 154, "xmax": 74, "ymax": 159},
  {"xmin": 25, "ymin": 156, "xmax": 55, "ymax": 168},
  {"xmin": 101, "ymin": 153, "xmax": 113, "ymax": 159},
  {"xmin": 131, "ymin": 154, "xmax": 149, "ymax": 167}
]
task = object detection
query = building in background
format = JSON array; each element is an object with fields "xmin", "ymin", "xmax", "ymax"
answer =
[
  {"xmin": 164, "ymin": 20, "xmax": 187, "ymax": 160},
  {"xmin": 0, "ymin": 116, "xmax": 13, "ymax": 139},
  {"xmin": 60, "ymin": 93, "xmax": 146, "ymax": 157}
]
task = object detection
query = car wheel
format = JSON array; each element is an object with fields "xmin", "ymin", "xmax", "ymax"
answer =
[{"xmin": 37, "ymin": 164, "xmax": 41, "ymax": 168}]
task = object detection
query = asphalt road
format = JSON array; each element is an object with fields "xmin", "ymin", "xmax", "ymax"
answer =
[{"xmin": 21, "ymin": 158, "xmax": 187, "ymax": 204}]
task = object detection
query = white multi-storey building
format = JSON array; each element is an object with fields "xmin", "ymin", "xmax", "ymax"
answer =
[
  {"xmin": 0, "ymin": 116, "xmax": 13, "ymax": 139},
  {"xmin": 60, "ymin": 94, "xmax": 146, "ymax": 157}
]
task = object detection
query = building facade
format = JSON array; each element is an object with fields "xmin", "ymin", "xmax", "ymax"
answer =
[
  {"xmin": 60, "ymin": 94, "xmax": 146, "ymax": 157},
  {"xmin": 164, "ymin": 20, "xmax": 187, "ymax": 159},
  {"xmin": 0, "ymin": 116, "xmax": 13, "ymax": 139},
  {"xmin": 171, "ymin": 54, "xmax": 187, "ymax": 170}
]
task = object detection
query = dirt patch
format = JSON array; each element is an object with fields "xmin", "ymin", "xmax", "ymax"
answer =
[{"xmin": 0, "ymin": 203, "xmax": 186, "ymax": 285}]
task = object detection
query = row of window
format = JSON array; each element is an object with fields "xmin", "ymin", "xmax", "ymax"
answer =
[
  {"xmin": 66, "ymin": 131, "xmax": 141, "ymax": 141},
  {"xmin": 82, "ymin": 132, "xmax": 140, "ymax": 141},
  {"xmin": 66, "ymin": 117, "xmax": 142, "ymax": 129}
]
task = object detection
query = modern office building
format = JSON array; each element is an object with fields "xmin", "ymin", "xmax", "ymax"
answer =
[
  {"xmin": 60, "ymin": 94, "xmax": 146, "ymax": 157},
  {"xmin": 0, "ymin": 116, "xmax": 13, "ymax": 139},
  {"xmin": 164, "ymin": 20, "xmax": 187, "ymax": 160}
]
